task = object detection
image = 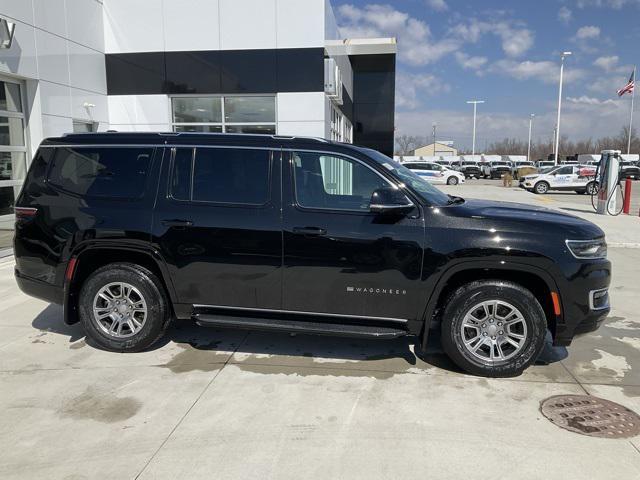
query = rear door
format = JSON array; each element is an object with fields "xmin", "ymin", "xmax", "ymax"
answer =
[{"xmin": 151, "ymin": 145, "xmax": 282, "ymax": 310}]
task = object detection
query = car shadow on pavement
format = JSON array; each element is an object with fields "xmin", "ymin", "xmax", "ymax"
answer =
[{"xmin": 30, "ymin": 306, "xmax": 568, "ymax": 376}]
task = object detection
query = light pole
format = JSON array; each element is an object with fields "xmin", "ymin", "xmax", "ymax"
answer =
[
  {"xmin": 554, "ymin": 51, "xmax": 572, "ymax": 165},
  {"xmin": 527, "ymin": 114, "xmax": 535, "ymax": 162},
  {"xmin": 467, "ymin": 100, "xmax": 485, "ymax": 158}
]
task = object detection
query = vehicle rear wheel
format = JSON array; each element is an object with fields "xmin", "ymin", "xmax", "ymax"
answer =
[
  {"xmin": 440, "ymin": 280, "xmax": 547, "ymax": 377},
  {"xmin": 447, "ymin": 176, "xmax": 459, "ymax": 185},
  {"xmin": 79, "ymin": 263, "xmax": 170, "ymax": 352},
  {"xmin": 586, "ymin": 181, "xmax": 598, "ymax": 195},
  {"xmin": 534, "ymin": 181, "xmax": 549, "ymax": 194}
]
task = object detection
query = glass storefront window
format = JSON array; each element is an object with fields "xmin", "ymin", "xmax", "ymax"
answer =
[
  {"xmin": 0, "ymin": 116, "xmax": 25, "ymax": 146},
  {"xmin": 0, "ymin": 81, "xmax": 22, "ymax": 112},
  {"xmin": 0, "ymin": 151, "xmax": 26, "ymax": 181},
  {"xmin": 224, "ymin": 125, "xmax": 275, "ymax": 135},
  {"xmin": 173, "ymin": 97, "xmax": 222, "ymax": 124},
  {"xmin": 171, "ymin": 95, "xmax": 276, "ymax": 135},
  {"xmin": 174, "ymin": 125, "xmax": 223, "ymax": 133},
  {"xmin": 224, "ymin": 96, "xmax": 275, "ymax": 123},
  {"xmin": 0, "ymin": 78, "xmax": 26, "ymax": 253}
]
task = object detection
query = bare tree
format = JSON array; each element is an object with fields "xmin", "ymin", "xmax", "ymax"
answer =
[{"xmin": 394, "ymin": 135, "xmax": 425, "ymax": 156}]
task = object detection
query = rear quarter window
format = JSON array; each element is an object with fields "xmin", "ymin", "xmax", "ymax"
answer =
[{"xmin": 47, "ymin": 147, "xmax": 154, "ymax": 199}]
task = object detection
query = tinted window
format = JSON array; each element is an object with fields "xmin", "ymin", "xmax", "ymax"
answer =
[
  {"xmin": 556, "ymin": 166, "xmax": 573, "ymax": 175},
  {"xmin": 293, "ymin": 152, "xmax": 388, "ymax": 211},
  {"xmin": 171, "ymin": 147, "xmax": 270, "ymax": 205},
  {"xmin": 48, "ymin": 147, "xmax": 153, "ymax": 198}
]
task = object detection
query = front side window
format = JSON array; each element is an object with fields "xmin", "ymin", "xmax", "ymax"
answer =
[
  {"xmin": 48, "ymin": 147, "xmax": 153, "ymax": 199},
  {"xmin": 170, "ymin": 147, "xmax": 270, "ymax": 205},
  {"xmin": 293, "ymin": 152, "xmax": 388, "ymax": 211}
]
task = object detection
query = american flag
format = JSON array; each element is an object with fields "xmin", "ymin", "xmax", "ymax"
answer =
[{"xmin": 617, "ymin": 70, "xmax": 635, "ymax": 97}]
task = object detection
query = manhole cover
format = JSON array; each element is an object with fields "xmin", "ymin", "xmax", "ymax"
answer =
[{"xmin": 541, "ymin": 395, "xmax": 640, "ymax": 439}]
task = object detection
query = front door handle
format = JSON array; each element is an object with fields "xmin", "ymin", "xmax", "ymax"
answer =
[
  {"xmin": 292, "ymin": 227, "xmax": 327, "ymax": 236},
  {"xmin": 162, "ymin": 219, "xmax": 194, "ymax": 227}
]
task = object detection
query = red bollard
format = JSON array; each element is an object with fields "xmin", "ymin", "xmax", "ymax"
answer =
[{"xmin": 623, "ymin": 178, "xmax": 632, "ymax": 215}]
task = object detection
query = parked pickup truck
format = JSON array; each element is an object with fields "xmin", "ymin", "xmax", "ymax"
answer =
[
  {"xmin": 14, "ymin": 133, "xmax": 611, "ymax": 377},
  {"xmin": 482, "ymin": 161, "xmax": 512, "ymax": 179}
]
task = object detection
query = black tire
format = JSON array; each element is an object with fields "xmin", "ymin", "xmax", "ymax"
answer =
[
  {"xmin": 534, "ymin": 181, "xmax": 549, "ymax": 194},
  {"xmin": 447, "ymin": 176, "xmax": 459, "ymax": 185},
  {"xmin": 586, "ymin": 181, "xmax": 598, "ymax": 195},
  {"xmin": 79, "ymin": 263, "xmax": 171, "ymax": 352},
  {"xmin": 440, "ymin": 280, "xmax": 547, "ymax": 377}
]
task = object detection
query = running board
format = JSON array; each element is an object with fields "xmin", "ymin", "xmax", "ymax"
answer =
[{"xmin": 193, "ymin": 313, "xmax": 407, "ymax": 339}]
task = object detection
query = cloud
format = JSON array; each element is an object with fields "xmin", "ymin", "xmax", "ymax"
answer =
[
  {"xmin": 336, "ymin": 4, "xmax": 458, "ymax": 66},
  {"xmin": 490, "ymin": 59, "xmax": 587, "ymax": 84},
  {"xmin": 449, "ymin": 19, "xmax": 534, "ymax": 57},
  {"xmin": 593, "ymin": 55, "xmax": 619, "ymax": 70},
  {"xmin": 426, "ymin": 0, "xmax": 448, "ymax": 11},
  {"xmin": 455, "ymin": 52, "xmax": 488, "ymax": 70},
  {"xmin": 575, "ymin": 25, "xmax": 601, "ymax": 39},
  {"xmin": 576, "ymin": 0, "xmax": 640, "ymax": 8},
  {"xmin": 396, "ymin": 98, "xmax": 629, "ymax": 150},
  {"xmin": 396, "ymin": 72, "xmax": 451, "ymax": 110},
  {"xmin": 558, "ymin": 7, "xmax": 572, "ymax": 23},
  {"xmin": 337, "ymin": 5, "xmax": 534, "ymax": 66}
]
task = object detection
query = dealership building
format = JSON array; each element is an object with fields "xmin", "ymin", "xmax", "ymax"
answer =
[{"xmin": 0, "ymin": 0, "xmax": 396, "ymax": 253}]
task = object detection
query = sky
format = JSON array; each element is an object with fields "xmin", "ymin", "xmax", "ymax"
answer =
[{"xmin": 334, "ymin": 0, "xmax": 640, "ymax": 150}]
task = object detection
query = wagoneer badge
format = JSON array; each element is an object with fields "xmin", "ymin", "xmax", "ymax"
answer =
[{"xmin": 346, "ymin": 286, "xmax": 407, "ymax": 296}]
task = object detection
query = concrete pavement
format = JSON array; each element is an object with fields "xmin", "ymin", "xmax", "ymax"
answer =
[{"xmin": 1, "ymin": 242, "xmax": 640, "ymax": 479}]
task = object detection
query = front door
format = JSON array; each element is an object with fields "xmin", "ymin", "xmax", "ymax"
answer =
[
  {"xmin": 282, "ymin": 150, "xmax": 424, "ymax": 322},
  {"xmin": 152, "ymin": 146, "xmax": 282, "ymax": 309}
]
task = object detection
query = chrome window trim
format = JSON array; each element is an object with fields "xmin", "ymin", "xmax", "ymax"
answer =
[
  {"xmin": 193, "ymin": 304, "xmax": 409, "ymax": 323},
  {"xmin": 565, "ymin": 238, "xmax": 608, "ymax": 260}
]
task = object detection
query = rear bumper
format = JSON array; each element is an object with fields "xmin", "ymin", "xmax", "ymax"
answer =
[{"xmin": 14, "ymin": 269, "xmax": 63, "ymax": 305}]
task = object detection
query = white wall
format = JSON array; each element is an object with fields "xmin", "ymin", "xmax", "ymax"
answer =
[
  {"xmin": 0, "ymin": 0, "xmax": 108, "ymax": 154},
  {"xmin": 104, "ymin": 0, "xmax": 327, "ymax": 53},
  {"xmin": 277, "ymin": 92, "xmax": 326, "ymax": 138}
]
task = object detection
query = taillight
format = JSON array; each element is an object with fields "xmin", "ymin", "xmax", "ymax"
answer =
[
  {"xmin": 15, "ymin": 207, "xmax": 38, "ymax": 224},
  {"xmin": 15, "ymin": 207, "xmax": 38, "ymax": 218}
]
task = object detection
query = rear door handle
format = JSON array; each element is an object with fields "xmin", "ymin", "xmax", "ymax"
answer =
[
  {"xmin": 162, "ymin": 219, "xmax": 193, "ymax": 227},
  {"xmin": 292, "ymin": 227, "xmax": 327, "ymax": 236}
]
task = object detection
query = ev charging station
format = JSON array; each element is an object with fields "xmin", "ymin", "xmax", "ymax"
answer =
[{"xmin": 595, "ymin": 150, "xmax": 621, "ymax": 215}]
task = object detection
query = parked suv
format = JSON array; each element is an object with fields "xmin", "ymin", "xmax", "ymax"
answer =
[{"xmin": 14, "ymin": 133, "xmax": 611, "ymax": 377}]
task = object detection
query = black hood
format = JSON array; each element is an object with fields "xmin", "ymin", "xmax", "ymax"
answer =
[{"xmin": 448, "ymin": 198, "xmax": 604, "ymax": 240}]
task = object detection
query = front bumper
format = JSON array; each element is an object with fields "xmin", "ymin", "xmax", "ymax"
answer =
[{"xmin": 553, "ymin": 259, "xmax": 611, "ymax": 346}]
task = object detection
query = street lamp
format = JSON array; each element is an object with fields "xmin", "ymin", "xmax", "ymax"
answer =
[
  {"xmin": 527, "ymin": 114, "xmax": 535, "ymax": 162},
  {"xmin": 554, "ymin": 51, "xmax": 572, "ymax": 165},
  {"xmin": 466, "ymin": 100, "xmax": 485, "ymax": 158}
]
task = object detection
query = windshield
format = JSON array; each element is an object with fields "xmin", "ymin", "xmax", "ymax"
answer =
[
  {"xmin": 362, "ymin": 149, "xmax": 452, "ymax": 206},
  {"xmin": 463, "ymin": 162, "xmax": 478, "ymax": 166},
  {"xmin": 492, "ymin": 161, "xmax": 508, "ymax": 166}
]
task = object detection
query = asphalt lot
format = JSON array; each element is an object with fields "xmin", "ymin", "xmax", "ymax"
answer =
[
  {"xmin": 466, "ymin": 177, "xmax": 595, "ymax": 206},
  {"xmin": 1, "ymin": 184, "xmax": 640, "ymax": 479}
]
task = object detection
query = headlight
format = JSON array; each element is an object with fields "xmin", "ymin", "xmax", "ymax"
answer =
[{"xmin": 566, "ymin": 239, "xmax": 607, "ymax": 259}]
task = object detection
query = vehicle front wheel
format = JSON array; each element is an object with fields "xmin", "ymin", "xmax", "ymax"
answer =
[
  {"xmin": 533, "ymin": 181, "xmax": 549, "ymax": 194},
  {"xmin": 447, "ymin": 176, "xmax": 459, "ymax": 185},
  {"xmin": 440, "ymin": 280, "xmax": 547, "ymax": 377},
  {"xmin": 79, "ymin": 263, "xmax": 171, "ymax": 352}
]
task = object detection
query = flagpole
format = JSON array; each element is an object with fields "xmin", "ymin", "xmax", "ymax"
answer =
[{"xmin": 628, "ymin": 65, "xmax": 636, "ymax": 155}]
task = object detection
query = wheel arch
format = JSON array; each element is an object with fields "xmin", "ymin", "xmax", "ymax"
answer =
[
  {"xmin": 64, "ymin": 244, "xmax": 177, "ymax": 325},
  {"xmin": 419, "ymin": 261, "xmax": 561, "ymax": 351}
]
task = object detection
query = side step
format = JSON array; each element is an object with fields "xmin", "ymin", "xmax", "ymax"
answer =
[{"xmin": 193, "ymin": 313, "xmax": 407, "ymax": 339}]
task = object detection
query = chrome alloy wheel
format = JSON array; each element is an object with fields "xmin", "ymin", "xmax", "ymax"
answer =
[
  {"xmin": 460, "ymin": 300, "xmax": 528, "ymax": 364},
  {"xmin": 92, "ymin": 282, "xmax": 147, "ymax": 338}
]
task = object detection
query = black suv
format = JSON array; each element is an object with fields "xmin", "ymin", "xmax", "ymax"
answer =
[{"xmin": 14, "ymin": 133, "xmax": 611, "ymax": 377}]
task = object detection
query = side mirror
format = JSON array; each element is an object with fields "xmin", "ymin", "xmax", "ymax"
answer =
[{"xmin": 369, "ymin": 187, "xmax": 415, "ymax": 215}]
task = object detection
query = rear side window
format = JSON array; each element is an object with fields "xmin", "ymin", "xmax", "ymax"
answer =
[
  {"xmin": 48, "ymin": 147, "xmax": 153, "ymax": 199},
  {"xmin": 170, "ymin": 147, "xmax": 270, "ymax": 205}
]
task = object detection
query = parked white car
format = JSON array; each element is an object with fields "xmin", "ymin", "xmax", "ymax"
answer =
[
  {"xmin": 520, "ymin": 164, "xmax": 598, "ymax": 195},
  {"xmin": 403, "ymin": 161, "xmax": 465, "ymax": 185}
]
